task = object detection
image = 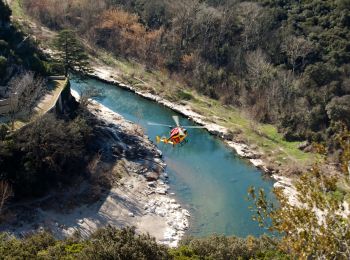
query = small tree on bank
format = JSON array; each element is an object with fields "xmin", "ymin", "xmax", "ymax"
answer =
[{"xmin": 53, "ymin": 29, "xmax": 91, "ymax": 77}]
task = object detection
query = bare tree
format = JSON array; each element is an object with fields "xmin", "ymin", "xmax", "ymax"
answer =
[
  {"xmin": 0, "ymin": 181, "xmax": 12, "ymax": 215},
  {"xmin": 79, "ymin": 86, "xmax": 103, "ymax": 109},
  {"xmin": 282, "ymin": 36, "xmax": 314, "ymax": 74},
  {"xmin": 7, "ymin": 72, "xmax": 46, "ymax": 129},
  {"xmin": 6, "ymin": 94, "xmax": 19, "ymax": 130},
  {"xmin": 244, "ymin": 49, "xmax": 276, "ymax": 121},
  {"xmin": 245, "ymin": 49, "xmax": 275, "ymax": 96},
  {"xmin": 133, "ymin": 107, "xmax": 145, "ymax": 136},
  {"xmin": 237, "ymin": 2, "xmax": 264, "ymax": 50},
  {"xmin": 169, "ymin": 0, "xmax": 201, "ymax": 49}
]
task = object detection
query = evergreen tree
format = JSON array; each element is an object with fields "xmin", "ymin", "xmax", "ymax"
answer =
[{"xmin": 53, "ymin": 29, "xmax": 91, "ymax": 77}]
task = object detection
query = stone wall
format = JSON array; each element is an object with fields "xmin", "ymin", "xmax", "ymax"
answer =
[{"xmin": 53, "ymin": 79, "xmax": 79, "ymax": 116}]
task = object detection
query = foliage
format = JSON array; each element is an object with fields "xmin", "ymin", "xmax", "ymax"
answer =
[
  {"xmin": 176, "ymin": 91, "xmax": 193, "ymax": 101},
  {"xmin": 6, "ymin": 71, "xmax": 46, "ymax": 129},
  {"xmin": 0, "ymin": 226, "xmax": 288, "ymax": 259},
  {"xmin": 80, "ymin": 226, "xmax": 169, "ymax": 259},
  {"xmin": 53, "ymin": 29, "xmax": 91, "ymax": 77},
  {"xmin": 21, "ymin": 0, "xmax": 350, "ymax": 147},
  {"xmin": 0, "ymin": 114, "xmax": 92, "ymax": 198},
  {"xmin": 249, "ymin": 128, "xmax": 350, "ymax": 259},
  {"xmin": 0, "ymin": 232, "xmax": 82, "ymax": 259},
  {"xmin": 177, "ymin": 235, "xmax": 288, "ymax": 260},
  {"xmin": 169, "ymin": 245, "xmax": 199, "ymax": 260},
  {"xmin": 326, "ymin": 95, "xmax": 350, "ymax": 127},
  {"xmin": 0, "ymin": 0, "xmax": 48, "ymax": 85}
]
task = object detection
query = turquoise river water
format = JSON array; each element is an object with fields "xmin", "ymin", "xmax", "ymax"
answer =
[{"xmin": 71, "ymin": 78, "xmax": 274, "ymax": 238}]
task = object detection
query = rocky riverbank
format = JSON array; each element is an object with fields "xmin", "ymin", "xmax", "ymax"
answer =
[
  {"xmin": 0, "ymin": 91, "xmax": 189, "ymax": 248},
  {"xmin": 86, "ymin": 65, "xmax": 300, "ymax": 202},
  {"xmin": 72, "ymin": 91, "xmax": 190, "ymax": 247},
  {"xmin": 88, "ymin": 65, "xmax": 276, "ymax": 176},
  {"xmin": 86, "ymin": 64, "xmax": 307, "ymax": 207}
]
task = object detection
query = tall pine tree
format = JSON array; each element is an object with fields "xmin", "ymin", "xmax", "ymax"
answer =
[{"xmin": 53, "ymin": 29, "xmax": 91, "ymax": 77}]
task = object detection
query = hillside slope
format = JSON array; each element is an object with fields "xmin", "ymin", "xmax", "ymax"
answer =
[
  {"xmin": 0, "ymin": 0, "xmax": 48, "ymax": 86},
  {"xmin": 20, "ymin": 0, "xmax": 350, "ymax": 148}
]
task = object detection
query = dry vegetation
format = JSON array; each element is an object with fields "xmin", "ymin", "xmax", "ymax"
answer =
[{"xmin": 19, "ymin": 0, "xmax": 350, "ymax": 154}]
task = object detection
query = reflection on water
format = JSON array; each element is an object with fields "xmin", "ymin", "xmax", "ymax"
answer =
[{"xmin": 71, "ymin": 77, "xmax": 274, "ymax": 237}]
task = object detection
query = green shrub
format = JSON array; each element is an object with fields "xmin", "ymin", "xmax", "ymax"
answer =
[
  {"xmin": 0, "ymin": 232, "xmax": 56, "ymax": 259},
  {"xmin": 179, "ymin": 235, "xmax": 286, "ymax": 260},
  {"xmin": 305, "ymin": 63, "xmax": 339, "ymax": 86},
  {"xmin": 0, "ymin": 40, "xmax": 9, "ymax": 53},
  {"xmin": 326, "ymin": 95, "xmax": 350, "ymax": 127},
  {"xmin": 169, "ymin": 245, "xmax": 199, "ymax": 260},
  {"xmin": 0, "ymin": 114, "xmax": 92, "ymax": 198},
  {"xmin": 0, "ymin": 55, "xmax": 7, "ymax": 77},
  {"xmin": 80, "ymin": 226, "xmax": 170, "ymax": 260},
  {"xmin": 0, "ymin": 227, "xmax": 290, "ymax": 259},
  {"xmin": 177, "ymin": 91, "xmax": 193, "ymax": 101}
]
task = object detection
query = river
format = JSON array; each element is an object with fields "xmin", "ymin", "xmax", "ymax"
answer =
[{"xmin": 71, "ymin": 77, "xmax": 274, "ymax": 238}]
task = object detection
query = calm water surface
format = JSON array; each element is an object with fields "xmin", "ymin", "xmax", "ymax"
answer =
[{"xmin": 71, "ymin": 78, "xmax": 274, "ymax": 237}]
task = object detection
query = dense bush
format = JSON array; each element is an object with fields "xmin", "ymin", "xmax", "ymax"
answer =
[
  {"xmin": 0, "ymin": 231, "xmax": 86, "ymax": 259},
  {"xmin": 0, "ymin": 227, "xmax": 286, "ymax": 259},
  {"xmin": 326, "ymin": 95, "xmax": 350, "ymax": 126},
  {"xmin": 0, "ymin": 227, "xmax": 169, "ymax": 259},
  {"xmin": 174, "ymin": 235, "xmax": 288, "ymax": 260},
  {"xmin": 0, "ymin": 114, "xmax": 92, "ymax": 198},
  {"xmin": 249, "ymin": 129, "xmax": 350, "ymax": 258},
  {"xmin": 0, "ymin": 55, "xmax": 7, "ymax": 76},
  {"xmin": 80, "ymin": 226, "xmax": 170, "ymax": 260}
]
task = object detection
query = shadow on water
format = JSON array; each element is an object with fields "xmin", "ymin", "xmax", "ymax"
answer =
[{"xmin": 71, "ymin": 77, "xmax": 275, "ymax": 238}]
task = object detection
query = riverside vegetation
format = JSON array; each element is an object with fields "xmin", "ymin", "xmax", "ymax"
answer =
[
  {"xmin": 0, "ymin": 0, "xmax": 93, "ymax": 201},
  {"xmin": 16, "ymin": 0, "xmax": 350, "ymax": 174},
  {"xmin": 1, "ymin": 0, "xmax": 350, "ymax": 259},
  {"xmin": 22, "ymin": 0, "xmax": 350, "ymax": 149}
]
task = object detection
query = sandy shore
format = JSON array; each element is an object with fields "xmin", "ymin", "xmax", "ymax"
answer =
[{"xmin": 0, "ymin": 91, "xmax": 189, "ymax": 248}]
